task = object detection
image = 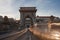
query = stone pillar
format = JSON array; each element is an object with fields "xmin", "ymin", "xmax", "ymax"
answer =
[{"xmin": 19, "ymin": 7, "xmax": 37, "ymax": 28}]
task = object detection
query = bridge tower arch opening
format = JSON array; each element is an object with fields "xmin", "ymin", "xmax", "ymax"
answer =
[{"xmin": 25, "ymin": 15, "xmax": 33, "ymax": 28}]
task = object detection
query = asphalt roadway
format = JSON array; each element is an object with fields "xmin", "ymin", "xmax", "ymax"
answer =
[{"xmin": 0, "ymin": 28, "xmax": 40, "ymax": 40}]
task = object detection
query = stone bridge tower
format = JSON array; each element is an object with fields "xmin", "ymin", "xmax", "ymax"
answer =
[{"xmin": 19, "ymin": 7, "xmax": 37, "ymax": 28}]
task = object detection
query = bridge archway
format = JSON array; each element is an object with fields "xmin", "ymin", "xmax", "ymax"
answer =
[
  {"xmin": 19, "ymin": 7, "xmax": 37, "ymax": 28},
  {"xmin": 25, "ymin": 15, "xmax": 33, "ymax": 28}
]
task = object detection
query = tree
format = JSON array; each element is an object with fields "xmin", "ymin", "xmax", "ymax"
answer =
[{"xmin": 3, "ymin": 16, "xmax": 10, "ymax": 25}]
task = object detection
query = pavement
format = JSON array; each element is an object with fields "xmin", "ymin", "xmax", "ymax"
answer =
[{"xmin": 0, "ymin": 28, "xmax": 40, "ymax": 40}]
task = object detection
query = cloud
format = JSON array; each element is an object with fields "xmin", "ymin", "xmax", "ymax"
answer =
[
  {"xmin": 0, "ymin": 0, "xmax": 51, "ymax": 19},
  {"xmin": 0, "ymin": 0, "xmax": 14, "ymax": 18},
  {"xmin": 0, "ymin": 0, "xmax": 60, "ymax": 19}
]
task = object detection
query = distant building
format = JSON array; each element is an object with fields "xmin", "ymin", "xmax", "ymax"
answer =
[
  {"xmin": 15, "ymin": 20, "xmax": 20, "ymax": 23},
  {"xmin": 54, "ymin": 17, "xmax": 60, "ymax": 23},
  {"xmin": 8, "ymin": 18, "xmax": 15, "ymax": 23},
  {"xmin": 35, "ymin": 15, "xmax": 60, "ymax": 32},
  {"xmin": 36, "ymin": 16, "xmax": 51, "ymax": 31},
  {"xmin": 0, "ymin": 16, "xmax": 3, "ymax": 23},
  {"xmin": 36, "ymin": 15, "xmax": 60, "ymax": 23},
  {"xmin": 36, "ymin": 16, "xmax": 50, "ymax": 23}
]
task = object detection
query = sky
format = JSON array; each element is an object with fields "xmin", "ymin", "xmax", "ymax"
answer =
[{"xmin": 0, "ymin": 0, "xmax": 60, "ymax": 20}]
